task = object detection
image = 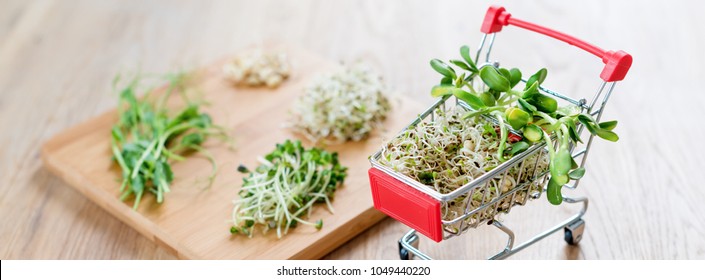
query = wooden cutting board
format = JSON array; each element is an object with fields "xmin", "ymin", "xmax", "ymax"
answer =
[{"xmin": 40, "ymin": 44, "xmax": 423, "ymax": 259}]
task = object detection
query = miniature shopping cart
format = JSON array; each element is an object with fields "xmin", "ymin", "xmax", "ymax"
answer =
[{"xmin": 368, "ymin": 6, "xmax": 632, "ymax": 260}]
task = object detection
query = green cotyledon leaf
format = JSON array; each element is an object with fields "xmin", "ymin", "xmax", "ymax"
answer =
[
  {"xmin": 505, "ymin": 107, "xmax": 530, "ymax": 130},
  {"xmin": 525, "ymin": 68, "xmax": 547, "ymax": 89},
  {"xmin": 547, "ymin": 177, "xmax": 563, "ymax": 205},
  {"xmin": 568, "ymin": 167, "xmax": 586, "ymax": 180},
  {"xmin": 508, "ymin": 68, "xmax": 522, "ymax": 88},
  {"xmin": 529, "ymin": 95, "xmax": 558, "ymax": 113},
  {"xmin": 459, "ymin": 45, "xmax": 478, "ymax": 72},
  {"xmin": 450, "ymin": 59, "xmax": 472, "ymax": 71},
  {"xmin": 596, "ymin": 129, "xmax": 619, "ymax": 142},
  {"xmin": 451, "ymin": 88, "xmax": 485, "ymax": 110},
  {"xmin": 479, "ymin": 92, "xmax": 496, "ymax": 106},
  {"xmin": 480, "ymin": 67, "xmax": 510, "ymax": 92},
  {"xmin": 430, "ymin": 59, "xmax": 455, "ymax": 78},
  {"xmin": 517, "ymin": 98, "xmax": 537, "ymax": 113},
  {"xmin": 431, "ymin": 85, "xmax": 454, "ymax": 98},
  {"xmin": 522, "ymin": 124, "xmax": 543, "ymax": 143},
  {"xmin": 599, "ymin": 120, "xmax": 618, "ymax": 131}
]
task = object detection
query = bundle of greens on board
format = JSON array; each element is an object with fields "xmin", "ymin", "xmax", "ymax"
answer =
[
  {"xmin": 231, "ymin": 140, "xmax": 347, "ymax": 238},
  {"xmin": 432, "ymin": 46, "xmax": 619, "ymax": 204},
  {"xmin": 110, "ymin": 72, "xmax": 229, "ymax": 209}
]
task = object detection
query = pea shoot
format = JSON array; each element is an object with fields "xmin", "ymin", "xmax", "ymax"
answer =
[
  {"xmin": 231, "ymin": 140, "xmax": 347, "ymax": 238},
  {"xmin": 111, "ymin": 72, "xmax": 229, "ymax": 210},
  {"xmin": 429, "ymin": 45, "xmax": 619, "ymax": 205}
]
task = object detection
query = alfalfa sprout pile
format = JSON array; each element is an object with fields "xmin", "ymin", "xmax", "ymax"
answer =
[
  {"xmin": 378, "ymin": 106, "xmax": 549, "ymax": 225},
  {"xmin": 289, "ymin": 64, "xmax": 391, "ymax": 144}
]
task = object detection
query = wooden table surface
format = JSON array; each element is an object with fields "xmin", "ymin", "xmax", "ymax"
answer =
[{"xmin": 2, "ymin": 0, "xmax": 704, "ymax": 260}]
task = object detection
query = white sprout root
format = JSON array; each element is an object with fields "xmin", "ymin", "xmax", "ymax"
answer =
[
  {"xmin": 378, "ymin": 106, "xmax": 549, "ymax": 229},
  {"xmin": 289, "ymin": 63, "xmax": 392, "ymax": 144}
]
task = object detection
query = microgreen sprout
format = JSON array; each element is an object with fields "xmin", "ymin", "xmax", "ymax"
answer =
[
  {"xmin": 428, "ymin": 45, "xmax": 620, "ymax": 205},
  {"xmin": 110, "ymin": 71, "xmax": 230, "ymax": 210},
  {"xmin": 231, "ymin": 140, "xmax": 347, "ymax": 238},
  {"xmin": 290, "ymin": 64, "xmax": 391, "ymax": 144},
  {"xmin": 378, "ymin": 107, "xmax": 549, "ymax": 222}
]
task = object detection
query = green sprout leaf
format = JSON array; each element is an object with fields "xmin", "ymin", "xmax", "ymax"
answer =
[
  {"xmin": 508, "ymin": 141, "xmax": 530, "ymax": 156},
  {"xmin": 459, "ymin": 45, "xmax": 478, "ymax": 72},
  {"xmin": 440, "ymin": 76, "xmax": 453, "ymax": 85},
  {"xmin": 547, "ymin": 177, "xmax": 563, "ymax": 205},
  {"xmin": 577, "ymin": 114, "xmax": 599, "ymax": 135},
  {"xmin": 450, "ymin": 59, "xmax": 472, "ymax": 71},
  {"xmin": 480, "ymin": 67, "xmax": 510, "ymax": 92},
  {"xmin": 522, "ymin": 124, "xmax": 543, "ymax": 143},
  {"xmin": 479, "ymin": 92, "xmax": 497, "ymax": 106},
  {"xmin": 454, "ymin": 72, "xmax": 466, "ymax": 86},
  {"xmin": 599, "ymin": 120, "xmax": 618, "ymax": 131},
  {"xmin": 498, "ymin": 68, "xmax": 512, "ymax": 82},
  {"xmin": 529, "ymin": 95, "xmax": 558, "ymax": 113},
  {"xmin": 431, "ymin": 86, "xmax": 485, "ymax": 109},
  {"xmin": 517, "ymin": 98, "xmax": 537, "ymax": 113},
  {"xmin": 522, "ymin": 81, "xmax": 540, "ymax": 99},
  {"xmin": 315, "ymin": 219, "xmax": 324, "ymax": 230},
  {"xmin": 453, "ymin": 89, "xmax": 485, "ymax": 110},
  {"xmin": 596, "ymin": 129, "xmax": 619, "ymax": 142},
  {"xmin": 181, "ymin": 132, "xmax": 204, "ymax": 146},
  {"xmin": 554, "ymin": 148, "xmax": 573, "ymax": 176},
  {"xmin": 568, "ymin": 167, "xmax": 586, "ymax": 180},
  {"xmin": 431, "ymin": 85, "xmax": 454, "ymax": 98},
  {"xmin": 568, "ymin": 122, "xmax": 582, "ymax": 143},
  {"xmin": 508, "ymin": 68, "xmax": 522, "ymax": 88},
  {"xmin": 237, "ymin": 164, "xmax": 250, "ymax": 173},
  {"xmin": 505, "ymin": 107, "xmax": 531, "ymax": 130},
  {"xmin": 525, "ymin": 68, "xmax": 548, "ymax": 89},
  {"xmin": 550, "ymin": 148, "xmax": 572, "ymax": 183},
  {"xmin": 556, "ymin": 104, "xmax": 582, "ymax": 118},
  {"xmin": 430, "ymin": 59, "xmax": 456, "ymax": 79}
]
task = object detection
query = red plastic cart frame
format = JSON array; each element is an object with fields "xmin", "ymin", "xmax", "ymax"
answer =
[{"xmin": 482, "ymin": 6, "xmax": 632, "ymax": 82}]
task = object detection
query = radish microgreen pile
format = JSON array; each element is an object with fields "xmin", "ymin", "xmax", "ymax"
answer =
[
  {"xmin": 231, "ymin": 140, "xmax": 347, "ymax": 238},
  {"xmin": 111, "ymin": 72, "xmax": 229, "ymax": 209},
  {"xmin": 427, "ymin": 45, "xmax": 619, "ymax": 205}
]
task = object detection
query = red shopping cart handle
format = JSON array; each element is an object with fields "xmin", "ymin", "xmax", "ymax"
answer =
[{"xmin": 481, "ymin": 6, "xmax": 632, "ymax": 82}]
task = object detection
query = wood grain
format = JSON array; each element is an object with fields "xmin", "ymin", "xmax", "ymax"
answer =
[{"xmin": 2, "ymin": 0, "xmax": 705, "ymax": 259}]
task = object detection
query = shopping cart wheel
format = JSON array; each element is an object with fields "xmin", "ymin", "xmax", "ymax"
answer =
[
  {"xmin": 564, "ymin": 219, "xmax": 585, "ymax": 245},
  {"xmin": 398, "ymin": 240, "xmax": 414, "ymax": 260},
  {"xmin": 399, "ymin": 246, "xmax": 411, "ymax": 260},
  {"xmin": 398, "ymin": 234, "xmax": 420, "ymax": 260}
]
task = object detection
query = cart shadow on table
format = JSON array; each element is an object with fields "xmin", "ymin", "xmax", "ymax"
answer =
[{"xmin": 562, "ymin": 243, "xmax": 583, "ymax": 260}]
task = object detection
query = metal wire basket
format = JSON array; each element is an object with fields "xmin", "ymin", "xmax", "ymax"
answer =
[{"xmin": 367, "ymin": 5, "xmax": 631, "ymax": 259}]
